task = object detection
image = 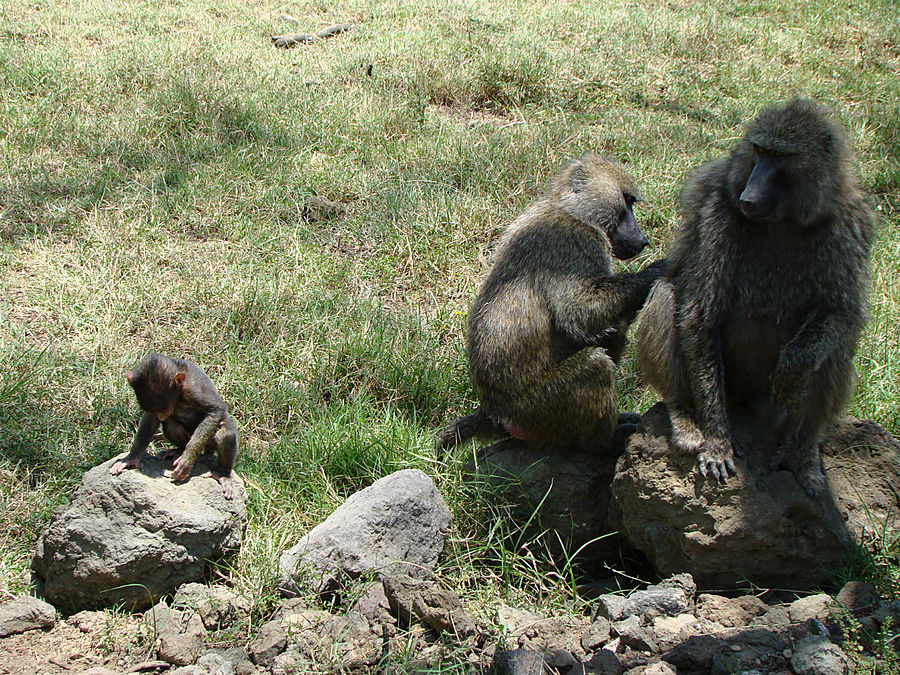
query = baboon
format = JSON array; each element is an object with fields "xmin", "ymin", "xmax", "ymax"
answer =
[
  {"xmin": 437, "ymin": 154, "xmax": 665, "ymax": 456},
  {"xmin": 636, "ymin": 98, "xmax": 875, "ymax": 496},
  {"xmin": 110, "ymin": 354, "xmax": 240, "ymax": 499}
]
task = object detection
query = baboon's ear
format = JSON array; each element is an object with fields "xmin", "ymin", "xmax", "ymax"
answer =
[
  {"xmin": 173, "ymin": 372, "xmax": 186, "ymax": 386},
  {"xmin": 569, "ymin": 165, "xmax": 588, "ymax": 193},
  {"xmin": 125, "ymin": 372, "xmax": 134, "ymax": 384}
]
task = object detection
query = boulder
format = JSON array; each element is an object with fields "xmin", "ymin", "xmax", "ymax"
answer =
[
  {"xmin": 31, "ymin": 454, "xmax": 247, "ymax": 613},
  {"xmin": 468, "ymin": 438, "xmax": 628, "ymax": 566},
  {"xmin": 611, "ymin": 404, "xmax": 900, "ymax": 589},
  {"xmin": 276, "ymin": 469, "xmax": 451, "ymax": 596}
]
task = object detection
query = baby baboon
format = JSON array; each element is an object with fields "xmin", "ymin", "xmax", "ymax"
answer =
[
  {"xmin": 110, "ymin": 354, "xmax": 240, "ymax": 499},
  {"xmin": 437, "ymin": 154, "xmax": 665, "ymax": 455},
  {"xmin": 636, "ymin": 98, "xmax": 875, "ymax": 496}
]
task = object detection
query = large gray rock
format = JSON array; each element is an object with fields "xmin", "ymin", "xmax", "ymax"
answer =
[
  {"xmin": 32, "ymin": 454, "xmax": 247, "ymax": 613},
  {"xmin": 276, "ymin": 469, "xmax": 451, "ymax": 596},
  {"xmin": 611, "ymin": 404, "xmax": 900, "ymax": 589}
]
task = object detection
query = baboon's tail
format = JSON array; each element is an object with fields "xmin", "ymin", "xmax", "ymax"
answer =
[{"xmin": 435, "ymin": 407, "xmax": 501, "ymax": 459}]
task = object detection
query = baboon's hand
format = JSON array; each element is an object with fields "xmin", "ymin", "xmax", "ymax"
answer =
[
  {"xmin": 109, "ymin": 458, "xmax": 138, "ymax": 475},
  {"xmin": 169, "ymin": 454, "xmax": 193, "ymax": 481},
  {"xmin": 697, "ymin": 437, "xmax": 736, "ymax": 483}
]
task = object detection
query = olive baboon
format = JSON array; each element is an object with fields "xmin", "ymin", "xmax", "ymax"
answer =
[
  {"xmin": 110, "ymin": 354, "xmax": 240, "ymax": 499},
  {"xmin": 437, "ymin": 154, "xmax": 665, "ymax": 455},
  {"xmin": 636, "ymin": 98, "xmax": 875, "ymax": 496}
]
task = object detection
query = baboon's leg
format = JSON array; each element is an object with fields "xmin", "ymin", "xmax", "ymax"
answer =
[
  {"xmin": 203, "ymin": 417, "xmax": 239, "ymax": 500},
  {"xmin": 635, "ymin": 279, "xmax": 704, "ymax": 453},
  {"xmin": 504, "ymin": 346, "xmax": 618, "ymax": 452},
  {"xmin": 772, "ymin": 356, "xmax": 856, "ymax": 497}
]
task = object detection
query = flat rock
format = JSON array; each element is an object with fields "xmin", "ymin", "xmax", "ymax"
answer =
[
  {"xmin": 791, "ymin": 635, "xmax": 850, "ymax": 675},
  {"xmin": 611, "ymin": 404, "xmax": 900, "ymax": 589},
  {"xmin": 276, "ymin": 469, "xmax": 450, "ymax": 596},
  {"xmin": 696, "ymin": 593, "xmax": 768, "ymax": 627},
  {"xmin": 382, "ymin": 573, "xmax": 477, "ymax": 637},
  {"xmin": 32, "ymin": 454, "xmax": 247, "ymax": 613},
  {"xmin": 0, "ymin": 595, "xmax": 56, "ymax": 637}
]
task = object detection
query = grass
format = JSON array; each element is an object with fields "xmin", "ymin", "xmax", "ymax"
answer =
[{"xmin": 0, "ymin": 0, "xmax": 898, "ymax": 669}]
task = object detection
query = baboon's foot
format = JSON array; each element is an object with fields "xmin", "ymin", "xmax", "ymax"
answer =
[
  {"xmin": 784, "ymin": 448, "xmax": 827, "ymax": 498},
  {"xmin": 201, "ymin": 470, "xmax": 235, "ymax": 500},
  {"xmin": 670, "ymin": 412, "xmax": 704, "ymax": 454},
  {"xmin": 617, "ymin": 411, "xmax": 642, "ymax": 426},
  {"xmin": 697, "ymin": 438, "xmax": 736, "ymax": 483}
]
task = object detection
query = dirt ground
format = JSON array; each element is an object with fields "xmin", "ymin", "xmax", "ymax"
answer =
[{"xmin": 0, "ymin": 611, "xmax": 150, "ymax": 675}]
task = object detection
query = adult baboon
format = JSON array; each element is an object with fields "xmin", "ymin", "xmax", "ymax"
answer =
[
  {"xmin": 437, "ymin": 154, "xmax": 665, "ymax": 456},
  {"xmin": 636, "ymin": 98, "xmax": 875, "ymax": 496}
]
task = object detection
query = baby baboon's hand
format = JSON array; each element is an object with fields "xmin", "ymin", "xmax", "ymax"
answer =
[
  {"xmin": 169, "ymin": 454, "xmax": 193, "ymax": 481},
  {"xmin": 109, "ymin": 458, "xmax": 138, "ymax": 475},
  {"xmin": 697, "ymin": 437, "xmax": 736, "ymax": 483}
]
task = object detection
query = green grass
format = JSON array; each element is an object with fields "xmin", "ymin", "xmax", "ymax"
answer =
[{"xmin": 1, "ymin": 0, "xmax": 899, "ymax": 669}]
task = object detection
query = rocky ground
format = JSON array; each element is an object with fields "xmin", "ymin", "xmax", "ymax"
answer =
[{"xmin": 1, "ymin": 572, "xmax": 896, "ymax": 674}]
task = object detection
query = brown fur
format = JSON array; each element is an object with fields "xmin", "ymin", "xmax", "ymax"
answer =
[
  {"xmin": 636, "ymin": 99, "xmax": 875, "ymax": 495},
  {"xmin": 438, "ymin": 155, "xmax": 664, "ymax": 455}
]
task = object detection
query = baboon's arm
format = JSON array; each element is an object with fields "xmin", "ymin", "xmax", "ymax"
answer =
[
  {"xmin": 180, "ymin": 405, "xmax": 226, "ymax": 470},
  {"xmin": 111, "ymin": 412, "xmax": 159, "ymax": 474},
  {"xmin": 556, "ymin": 261, "xmax": 664, "ymax": 345}
]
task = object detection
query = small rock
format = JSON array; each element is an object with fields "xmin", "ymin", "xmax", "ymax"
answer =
[
  {"xmin": 594, "ymin": 595, "xmax": 627, "ymax": 622},
  {"xmin": 624, "ymin": 662, "xmax": 677, "ymax": 675},
  {"xmin": 68, "ymin": 610, "xmax": 107, "ymax": 633},
  {"xmin": 613, "ymin": 615, "xmax": 658, "ymax": 652},
  {"xmin": 790, "ymin": 594, "xmax": 836, "ymax": 623},
  {"xmin": 492, "ymin": 647, "xmax": 543, "ymax": 675},
  {"xmin": 650, "ymin": 613, "xmax": 699, "ymax": 650},
  {"xmin": 582, "ymin": 617, "xmax": 612, "ymax": 651},
  {"xmin": 756, "ymin": 604, "xmax": 791, "ymax": 627},
  {"xmin": 0, "ymin": 595, "xmax": 56, "ymax": 637},
  {"xmin": 169, "ymin": 653, "xmax": 234, "ymax": 675},
  {"xmin": 218, "ymin": 647, "xmax": 258, "ymax": 675},
  {"xmin": 696, "ymin": 593, "xmax": 768, "ymax": 627},
  {"xmin": 835, "ymin": 581, "xmax": 880, "ymax": 616},
  {"xmin": 277, "ymin": 469, "xmax": 450, "ymax": 596},
  {"xmin": 544, "ymin": 647, "xmax": 579, "ymax": 671},
  {"xmin": 146, "ymin": 603, "xmax": 205, "ymax": 667},
  {"xmin": 791, "ymin": 635, "xmax": 850, "ymax": 675},
  {"xmin": 382, "ymin": 573, "xmax": 477, "ymax": 637},
  {"xmin": 349, "ymin": 581, "xmax": 393, "ymax": 623},
  {"xmin": 497, "ymin": 605, "xmax": 587, "ymax": 656},
  {"xmin": 622, "ymin": 579, "xmax": 692, "ymax": 620},
  {"xmin": 79, "ymin": 669, "xmax": 121, "ymax": 675},
  {"xmin": 174, "ymin": 583, "xmax": 251, "ymax": 630},
  {"xmin": 586, "ymin": 649, "xmax": 623, "ymax": 674},
  {"xmin": 247, "ymin": 619, "xmax": 288, "ymax": 667}
]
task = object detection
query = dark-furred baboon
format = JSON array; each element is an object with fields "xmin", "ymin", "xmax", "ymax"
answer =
[
  {"xmin": 636, "ymin": 98, "xmax": 875, "ymax": 496},
  {"xmin": 437, "ymin": 154, "xmax": 665, "ymax": 455},
  {"xmin": 111, "ymin": 354, "xmax": 240, "ymax": 499}
]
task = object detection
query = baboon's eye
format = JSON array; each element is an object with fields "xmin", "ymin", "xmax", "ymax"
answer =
[{"xmin": 754, "ymin": 144, "xmax": 784, "ymax": 159}]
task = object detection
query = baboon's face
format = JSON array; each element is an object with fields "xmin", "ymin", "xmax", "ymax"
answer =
[
  {"xmin": 608, "ymin": 191, "xmax": 649, "ymax": 260},
  {"xmin": 737, "ymin": 144, "xmax": 788, "ymax": 222},
  {"xmin": 730, "ymin": 99, "xmax": 844, "ymax": 227}
]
